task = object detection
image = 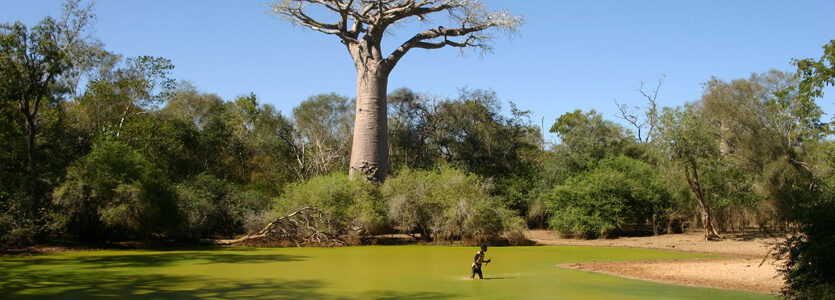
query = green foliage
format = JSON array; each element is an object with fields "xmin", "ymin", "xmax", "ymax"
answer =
[
  {"xmin": 795, "ymin": 39, "xmax": 835, "ymax": 103},
  {"xmin": 777, "ymin": 191, "xmax": 835, "ymax": 299},
  {"xmin": 52, "ymin": 139, "xmax": 180, "ymax": 241},
  {"xmin": 387, "ymin": 88, "xmax": 542, "ymax": 218},
  {"xmin": 546, "ymin": 156, "xmax": 672, "ymax": 238},
  {"xmin": 775, "ymin": 41, "xmax": 835, "ymax": 299},
  {"xmin": 383, "ymin": 167, "xmax": 526, "ymax": 244},
  {"xmin": 290, "ymin": 93, "xmax": 354, "ymax": 177},
  {"xmin": 175, "ymin": 173, "xmax": 270, "ymax": 239},
  {"xmin": 540, "ymin": 109, "xmax": 641, "ymax": 192},
  {"xmin": 0, "ymin": 20, "xmax": 69, "ymax": 100},
  {"xmin": 388, "ymin": 88, "xmax": 438, "ymax": 170},
  {"xmin": 276, "ymin": 173, "xmax": 386, "ymax": 236}
]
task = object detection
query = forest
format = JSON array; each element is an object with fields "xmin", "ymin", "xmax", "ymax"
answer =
[{"xmin": 1, "ymin": 1, "xmax": 834, "ymax": 298}]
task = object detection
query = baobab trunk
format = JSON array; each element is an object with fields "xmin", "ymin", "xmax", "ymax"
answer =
[
  {"xmin": 349, "ymin": 66, "xmax": 389, "ymax": 182},
  {"xmin": 270, "ymin": 0, "xmax": 522, "ymax": 182}
]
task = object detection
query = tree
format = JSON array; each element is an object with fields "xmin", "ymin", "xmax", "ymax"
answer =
[
  {"xmin": 700, "ymin": 71, "xmax": 821, "ymax": 224},
  {"xmin": 270, "ymin": 0, "xmax": 523, "ymax": 182},
  {"xmin": 658, "ymin": 104, "xmax": 721, "ymax": 240},
  {"xmin": 775, "ymin": 39, "xmax": 835, "ymax": 299},
  {"xmin": 0, "ymin": 1, "xmax": 93, "ymax": 206},
  {"xmin": 291, "ymin": 93, "xmax": 354, "ymax": 177},
  {"xmin": 615, "ymin": 74, "xmax": 664, "ymax": 143},
  {"xmin": 546, "ymin": 156, "xmax": 672, "ymax": 238},
  {"xmin": 387, "ymin": 88, "xmax": 437, "ymax": 170},
  {"xmin": 548, "ymin": 109, "xmax": 638, "ymax": 177}
]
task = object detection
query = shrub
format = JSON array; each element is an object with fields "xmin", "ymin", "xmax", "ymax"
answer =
[
  {"xmin": 546, "ymin": 156, "xmax": 672, "ymax": 238},
  {"xmin": 382, "ymin": 167, "xmax": 526, "ymax": 244},
  {"xmin": 0, "ymin": 191, "xmax": 42, "ymax": 246},
  {"xmin": 776, "ymin": 160, "xmax": 835, "ymax": 299},
  {"xmin": 52, "ymin": 139, "xmax": 181, "ymax": 241},
  {"xmin": 175, "ymin": 173, "xmax": 270, "ymax": 238},
  {"xmin": 275, "ymin": 173, "xmax": 386, "ymax": 236}
]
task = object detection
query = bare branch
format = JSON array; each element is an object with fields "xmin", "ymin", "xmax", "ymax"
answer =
[
  {"xmin": 383, "ymin": 1, "xmax": 522, "ymax": 70},
  {"xmin": 271, "ymin": 0, "xmax": 360, "ymax": 43}
]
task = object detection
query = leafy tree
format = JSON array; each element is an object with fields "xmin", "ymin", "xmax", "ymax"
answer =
[
  {"xmin": 270, "ymin": 0, "xmax": 523, "ymax": 182},
  {"xmin": 382, "ymin": 167, "xmax": 525, "ymax": 244},
  {"xmin": 387, "ymin": 88, "xmax": 438, "ymax": 170},
  {"xmin": 546, "ymin": 156, "xmax": 672, "ymax": 238},
  {"xmin": 176, "ymin": 172, "xmax": 270, "ymax": 239},
  {"xmin": 699, "ymin": 70, "xmax": 821, "ymax": 230},
  {"xmin": 69, "ymin": 56, "xmax": 174, "ymax": 139},
  {"xmin": 0, "ymin": 19, "xmax": 70, "ymax": 205},
  {"xmin": 432, "ymin": 89, "xmax": 541, "ymax": 214},
  {"xmin": 548, "ymin": 109, "xmax": 638, "ymax": 178},
  {"xmin": 290, "ymin": 93, "xmax": 354, "ymax": 177},
  {"xmin": 52, "ymin": 139, "xmax": 180, "ymax": 241},
  {"xmin": 775, "ymin": 40, "xmax": 835, "ymax": 299},
  {"xmin": 657, "ymin": 104, "xmax": 722, "ymax": 240},
  {"xmin": 276, "ymin": 173, "xmax": 386, "ymax": 236}
]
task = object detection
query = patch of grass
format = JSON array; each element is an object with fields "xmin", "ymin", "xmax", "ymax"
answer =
[{"xmin": 0, "ymin": 246, "xmax": 775, "ymax": 299}]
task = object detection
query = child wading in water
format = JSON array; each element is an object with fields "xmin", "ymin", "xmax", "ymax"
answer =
[{"xmin": 470, "ymin": 244, "xmax": 492, "ymax": 279}]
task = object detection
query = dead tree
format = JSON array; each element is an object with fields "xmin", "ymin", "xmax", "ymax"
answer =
[
  {"xmin": 615, "ymin": 74, "xmax": 664, "ymax": 143},
  {"xmin": 270, "ymin": 0, "xmax": 523, "ymax": 182},
  {"xmin": 214, "ymin": 206, "xmax": 345, "ymax": 246}
]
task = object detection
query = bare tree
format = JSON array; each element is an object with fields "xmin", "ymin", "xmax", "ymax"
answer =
[
  {"xmin": 270, "ymin": 0, "xmax": 523, "ymax": 182},
  {"xmin": 615, "ymin": 74, "xmax": 664, "ymax": 143}
]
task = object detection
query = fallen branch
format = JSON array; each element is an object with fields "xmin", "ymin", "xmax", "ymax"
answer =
[{"xmin": 212, "ymin": 206, "xmax": 344, "ymax": 246}]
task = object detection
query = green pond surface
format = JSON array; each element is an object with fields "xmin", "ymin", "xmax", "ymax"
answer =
[{"xmin": 0, "ymin": 245, "xmax": 775, "ymax": 299}]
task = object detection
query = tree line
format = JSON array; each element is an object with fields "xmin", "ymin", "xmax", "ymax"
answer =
[{"xmin": 1, "ymin": 1, "xmax": 833, "ymax": 298}]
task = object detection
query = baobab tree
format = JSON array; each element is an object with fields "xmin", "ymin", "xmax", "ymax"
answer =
[{"xmin": 270, "ymin": 0, "xmax": 523, "ymax": 182}]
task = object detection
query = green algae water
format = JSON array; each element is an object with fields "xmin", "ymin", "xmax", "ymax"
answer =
[{"xmin": 0, "ymin": 245, "xmax": 775, "ymax": 299}]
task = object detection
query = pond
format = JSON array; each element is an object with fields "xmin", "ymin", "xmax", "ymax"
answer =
[{"xmin": 0, "ymin": 245, "xmax": 775, "ymax": 299}]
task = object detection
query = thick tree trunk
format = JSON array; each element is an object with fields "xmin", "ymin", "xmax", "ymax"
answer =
[{"xmin": 349, "ymin": 66, "xmax": 389, "ymax": 182}]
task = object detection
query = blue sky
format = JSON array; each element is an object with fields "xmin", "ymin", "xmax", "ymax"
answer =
[{"xmin": 2, "ymin": 0, "xmax": 834, "ymax": 142}]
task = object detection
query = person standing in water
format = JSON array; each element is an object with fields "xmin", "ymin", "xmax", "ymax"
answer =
[{"xmin": 471, "ymin": 244, "xmax": 492, "ymax": 279}]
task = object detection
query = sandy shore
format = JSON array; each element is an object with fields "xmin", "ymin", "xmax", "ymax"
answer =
[{"xmin": 525, "ymin": 230, "xmax": 784, "ymax": 295}]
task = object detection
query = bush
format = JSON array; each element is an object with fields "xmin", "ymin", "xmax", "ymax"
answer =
[
  {"xmin": 175, "ymin": 173, "xmax": 270, "ymax": 239},
  {"xmin": 52, "ymin": 139, "xmax": 181, "ymax": 241},
  {"xmin": 0, "ymin": 191, "xmax": 42, "ymax": 246},
  {"xmin": 275, "ymin": 173, "xmax": 386, "ymax": 236},
  {"xmin": 382, "ymin": 167, "xmax": 526, "ymax": 244},
  {"xmin": 776, "ymin": 172, "xmax": 835, "ymax": 299},
  {"xmin": 546, "ymin": 156, "xmax": 672, "ymax": 238}
]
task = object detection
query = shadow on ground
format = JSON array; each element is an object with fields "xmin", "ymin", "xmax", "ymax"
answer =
[
  {"xmin": 1, "ymin": 250, "xmax": 306, "ymax": 269},
  {"xmin": 0, "ymin": 250, "xmax": 456, "ymax": 299},
  {"xmin": 0, "ymin": 271, "xmax": 454, "ymax": 299}
]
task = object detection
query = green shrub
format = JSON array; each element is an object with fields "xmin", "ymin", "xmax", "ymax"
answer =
[
  {"xmin": 777, "ymin": 167, "xmax": 835, "ymax": 299},
  {"xmin": 382, "ymin": 167, "xmax": 526, "ymax": 244},
  {"xmin": 275, "ymin": 173, "xmax": 386, "ymax": 236},
  {"xmin": 52, "ymin": 139, "xmax": 181, "ymax": 241},
  {"xmin": 546, "ymin": 156, "xmax": 672, "ymax": 238},
  {"xmin": 0, "ymin": 191, "xmax": 43, "ymax": 246},
  {"xmin": 175, "ymin": 173, "xmax": 270, "ymax": 238}
]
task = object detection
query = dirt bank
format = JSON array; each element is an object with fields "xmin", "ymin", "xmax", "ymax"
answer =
[{"xmin": 525, "ymin": 230, "xmax": 784, "ymax": 295}]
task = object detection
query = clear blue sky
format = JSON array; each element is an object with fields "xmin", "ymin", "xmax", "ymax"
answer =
[{"xmin": 2, "ymin": 0, "xmax": 834, "ymax": 142}]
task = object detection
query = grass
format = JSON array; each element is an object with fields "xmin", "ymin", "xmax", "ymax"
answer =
[{"xmin": 0, "ymin": 245, "xmax": 776, "ymax": 299}]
